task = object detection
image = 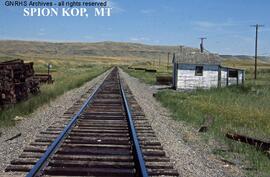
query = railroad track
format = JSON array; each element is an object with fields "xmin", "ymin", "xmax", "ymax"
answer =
[{"xmin": 6, "ymin": 68, "xmax": 179, "ymax": 177}]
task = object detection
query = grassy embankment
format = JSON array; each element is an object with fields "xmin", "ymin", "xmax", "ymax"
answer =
[
  {"xmin": 0, "ymin": 57, "xmax": 109, "ymax": 127},
  {"xmin": 124, "ymin": 59, "xmax": 270, "ymax": 177}
]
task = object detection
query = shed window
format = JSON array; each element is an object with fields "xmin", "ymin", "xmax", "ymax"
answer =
[
  {"xmin": 229, "ymin": 70, "xmax": 238, "ymax": 77},
  {"xmin": 195, "ymin": 66, "xmax": 203, "ymax": 76}
]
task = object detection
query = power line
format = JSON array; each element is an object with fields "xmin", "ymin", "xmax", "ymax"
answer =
[{"xmin": 251, "ymin": 24, "xmax": 264, "ymax": 80}]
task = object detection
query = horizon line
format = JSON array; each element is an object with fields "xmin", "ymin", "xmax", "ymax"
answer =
[{"xmin": 0, "ymin": 38, "xmax": 269, "ymax": 57}]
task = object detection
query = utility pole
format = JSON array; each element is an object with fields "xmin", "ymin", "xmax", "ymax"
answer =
[
  {"xmin": 199, "ymin": 37, "xmax": 207, "ymax": 53},
  {"xmin": 251, "ymin": 24, "xmax": 264, "ymax": 80},
  {"xmin": 167, "ymin": 52, "xmax": 170, "ymax": 71},
  {"xmin": 47, "ymin": 63, "xmax": 51, "ymax": 75}
]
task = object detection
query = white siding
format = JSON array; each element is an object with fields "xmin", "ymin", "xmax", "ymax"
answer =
[
  {"xmin": 220, "ymin": 68, "xmax": 245, "ymax": 86},
  {"xmin": 173, "ymin": 64, "xmax": 245, "ymax": 90},
  {"xmin": 228, "ymin": 78, "xmax": 237, "ymax": 85},
  {"xmin": 238, "ymin": 71, "xmax": 244, "ymax": 84},
  {"xmin": 220, "ymin": 68, "xmax": 227, "ymax": 87},
  {"xmin": 176, "ymin": 64, "xmax": 219, "ymax": 90}
]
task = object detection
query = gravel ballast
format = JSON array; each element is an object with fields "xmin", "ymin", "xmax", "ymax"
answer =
[
  {"xmin": 0, "ymin": 68, "xmax": 244, "ymax": 177},
  {"xmin": 0, "ymin": 70, "xmax": 110, "ymax": 173},
  {"xmin": 120, "ymin": 69, "xmax": 244, "ymax": 177}
]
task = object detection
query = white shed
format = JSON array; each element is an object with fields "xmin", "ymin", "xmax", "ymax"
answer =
[{"xmin": 172, "ymin": 53, "xmax": 245, "ymax": 90}]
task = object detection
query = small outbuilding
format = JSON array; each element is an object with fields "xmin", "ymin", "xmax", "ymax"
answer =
[{"xmin": 172, "ymin": 52, "xmax": 245, "ymax": 90}]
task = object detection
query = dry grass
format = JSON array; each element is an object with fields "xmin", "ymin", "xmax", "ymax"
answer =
[
  {"xmin": 0, "ymin": 57, "xmax": 109, "ymax": 127},
  {"xmin": 124, "ymin": 59, "xmax": 270, "ymax": 177}
]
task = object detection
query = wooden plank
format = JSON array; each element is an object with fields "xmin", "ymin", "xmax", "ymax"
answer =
[{"xmin": 226, "ymin": 132, "xmax": 270, "ymax": 151}]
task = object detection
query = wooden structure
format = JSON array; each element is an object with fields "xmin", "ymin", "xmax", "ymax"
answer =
[
  {"xmin": 172, "ymin": 52, "xmax": 245, "ymax": 90},
  {"xmin": 156, "ymin": 76, "xmax": 172, "ymax": 85},
  {"xmin": 34, "ymin": 74, "xmax": 54, "ymax": 84},
  {"xmin": 0, "ymin": 59, "xmax": 39, "ymax": 105}
]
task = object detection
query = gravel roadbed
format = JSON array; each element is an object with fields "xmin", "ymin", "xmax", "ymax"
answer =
[
  {"xmin": 0, "ymin": 70, "xmax": 110, "ymax": 173},
  {"xmin": 120, "ymin": 69, "xmax": 244, "ymax": 177}
]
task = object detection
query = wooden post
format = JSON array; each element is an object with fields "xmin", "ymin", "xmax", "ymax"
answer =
[
  {"xmin": 237, "ymin": 70, "xmax": 239, "ymax": 86},
  {"xmin": 218, "ymin": 66, "xmax": 221, "ymax": 88},
  {"xmin": 254, "ymin": 25, "xmax": 258, "ymax": 80},
  {"xmin": 251, "ymin": 24, "xmax": 264, "ymax": 80},
  {"xmin": 172, "ymin": 59, "xmax": 178, "ymax": 90},
  {"xmin": 167, "ymin": 52, "xmax": 170, "ymax": 71},
  {"xmin": 172, "ymin": 52, "xmax": 176, "ymax": 87},
  {"xmin": 47, "ymin": 64, "xmax": 50, "ymax": 76},
  {"xmin": 242, "ymin": 71, "xmax": 245, "ymax": 86},
  {"xmin": 200, "ymin": 37, "xmax": 207, "ymax": 53},
  {"xmin": 226, "ymin": 68, "xmax": 229, "ymax": 86}
]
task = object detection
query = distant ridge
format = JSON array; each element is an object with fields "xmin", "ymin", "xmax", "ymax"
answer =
[
  {"xmin": 1, "ymin": 40, "xmax": 268, "ymax": 64},
  {"xmin": 220, "ymin": 55, "xmax": 270, "ymax": 62},
  {"xmin": 0, "ymin": 40, "xmax": 192, "ymax": 60}
]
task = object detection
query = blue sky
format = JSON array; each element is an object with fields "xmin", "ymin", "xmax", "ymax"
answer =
[{"xmin": 0, "ymin": 0, "xmax": 270, "ymax": 55}]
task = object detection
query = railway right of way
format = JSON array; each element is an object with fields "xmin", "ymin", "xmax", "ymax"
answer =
[{"xmin": 5, "ymin": 67, "xmax": 179, "ymax": 177}]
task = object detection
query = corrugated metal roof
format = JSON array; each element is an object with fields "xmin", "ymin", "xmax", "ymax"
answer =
[{"xmin": 173, "ymin": 51, "xmax": 222, "ymax": 65}]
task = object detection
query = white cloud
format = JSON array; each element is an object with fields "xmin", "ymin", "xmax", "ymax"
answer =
[
  {"xmin": 140, "ymin": 9, "xmax": 155, "ymax": 15},
  {"xmin": 232, "ymin": 34, "xmax": 253, "ymax": 43},
  {"xmin": 37, "ymin": 28, "xmax": 46, "ymax": 36},
  {"xmin": 129, "ymin": 37, "xmax": 160, "ymax": 44},
  {"xmin": 130, "ymin": 37, "xmax": 149, "ymax": 42},
  {"xmin": 107, "ymin": 0, "xmax": 125, "ymax": 14},
  {"xmin": 193, "ymin": 20, "xmax": 237, "ymax": 29},
  {"xmin": 107, "ymin": 27, "xmax": 113, "ymax": 31},
  {"xmin": 84, "ymin": 35, "xmax": 93, "ymax": 40},
  {"xmin": 262, "ymin": 27, "xmax": 270, "ymax": 32}
]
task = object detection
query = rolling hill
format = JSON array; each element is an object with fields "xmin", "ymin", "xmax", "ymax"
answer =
[
  {"xmin": 220, "ymin": 55, "xmax": 270, "ymax": 62},
  {"xmin": 0, "ymin": 40, "xmax": 269, "ymax": 65},
  {"xmin": 0, "ymin": 40, "xmax": 191, "ymax": 61}
]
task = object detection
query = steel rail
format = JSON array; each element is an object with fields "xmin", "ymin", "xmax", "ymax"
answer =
[
  {"xmin": 26, "ymin": 71, "xmax": 110, "ymax": 177},
  {"xmin": 119, "ymin": 73, "xmax": 149, "ymax": 177}
]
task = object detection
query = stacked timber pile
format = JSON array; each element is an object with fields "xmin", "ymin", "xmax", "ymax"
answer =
[{"xmin": 0, "ymin": 59, "xmax": 39, "ymax": 106}]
